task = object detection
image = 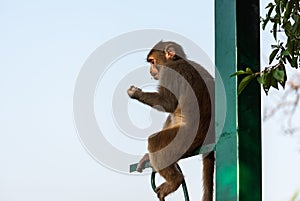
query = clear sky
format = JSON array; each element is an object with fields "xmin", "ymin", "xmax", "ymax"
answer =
[{"xmin": 0, "ymin": 0, "xmax": 300, "ymax": 201}]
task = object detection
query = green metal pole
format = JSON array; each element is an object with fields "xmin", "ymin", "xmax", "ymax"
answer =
[
  {"xmin": 236, "ymin": 0, "xmax": 262, "ymax": 200},
  {"xmin": 215, "ymin": 0, "xmax": 238, "ymax": 200},
  {"xmin": 215, "ymin": 0, "xmax": 262, "ymax": 200}
]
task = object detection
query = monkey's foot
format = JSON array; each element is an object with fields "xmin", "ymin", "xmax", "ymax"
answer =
[
  {"xmin": 156, "ymin": 183, "xmax": 174, "ymax": 201},
  {"xmin": 136, "ymin": 153, "xmax": 150, "ymax": 173},
  {"xmin": 136, "ymin": 162, "xmax": 147, "ymax": 173}
]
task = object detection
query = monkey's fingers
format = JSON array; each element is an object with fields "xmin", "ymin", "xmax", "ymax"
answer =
[
  {"xmin": 127, "ymin": 85, "xmax": 142, "ymax": 98},
  {"xmin": 127, "ymin": 85, "xmax": 136, "ymax": 97}
]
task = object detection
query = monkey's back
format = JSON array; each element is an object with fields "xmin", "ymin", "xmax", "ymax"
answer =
[{"xmin": 163, "ymin": 59, "xmax": 214, "ymax": 157}]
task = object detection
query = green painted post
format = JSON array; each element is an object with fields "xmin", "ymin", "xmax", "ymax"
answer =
[
  {"xmin": 236, "ymin": 0, "xmax": 262, "ymax": 200},
  {"xmin": 215, "ymin": 0, "xmax": 262, "ymax": 200},
  {"xmin": 215, "ymin": 0, "xmax": 238, "ymax": 200}
]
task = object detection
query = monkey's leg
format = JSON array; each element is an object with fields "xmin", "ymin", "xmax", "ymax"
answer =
[
  {"xmin": 136, "ymin": 115, "xmax": 174, "ymax": 173},
  {"xmin": 156, "ymin": 164, "xmax": 183, "ymax": 201},
  {"xmin": 202, "ymin": 152, "xmax": 215, "ymax": 201},
  {"xmin": 147, "ymin": 127, "xmax": 184, "ymax": 201}
]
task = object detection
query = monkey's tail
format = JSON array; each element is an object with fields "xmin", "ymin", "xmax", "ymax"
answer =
[{"xmin": 202, "ymin": 152, "xmax": 215, "ymax": 201}]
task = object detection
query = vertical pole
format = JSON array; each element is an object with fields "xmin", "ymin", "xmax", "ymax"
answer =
[
  {"xmin": 215, "ymin": 0, "xmax": 262, "ymax": 200},
  {"xmin": 236, "ymin": 0, "xmax": 262, "ymax": 200},
  {"xmin": 215, "ymin": 0, "xmax": 238, "ymax": 200}
]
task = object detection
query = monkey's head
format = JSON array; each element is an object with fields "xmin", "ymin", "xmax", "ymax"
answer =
[{"xmin": 147, "ymin": 41, "xmax": 186, "ymax": 80}]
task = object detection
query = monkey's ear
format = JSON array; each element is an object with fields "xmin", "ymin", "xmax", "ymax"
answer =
[{"xmin": 164, "ymin": 44, "xmax": 176, "ymax": 60}]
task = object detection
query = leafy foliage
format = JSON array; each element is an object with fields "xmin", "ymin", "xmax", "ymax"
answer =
[
  {"xmin": 232, "ymin": 0, "xmax": 300, "ymax": 95},
  {"xmin": 289, "ymin": 191, "xmax": 299, "ymax": 201}
]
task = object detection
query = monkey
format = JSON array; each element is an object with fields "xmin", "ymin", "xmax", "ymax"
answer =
[{"xmin": 127, "ymin": 41, "xmax": 214, "ymax": 201}]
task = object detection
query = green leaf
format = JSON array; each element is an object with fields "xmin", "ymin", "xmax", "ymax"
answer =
[
  {"xmin": 273, "ymin": 68, "xmax": 285, "ymax": 82},
  {"xmin": 267, "ymin": 4, "xmax": 275, "ymax": 17},
  {"xmin": 280, "ymin": 55, "xmax": 287, "ymax": 64},
  {"xmin": 275, "ymin": 6, "xmax": 281, "ymax": 25},
  {"xmin": 263, "ymin": 88, "xmax": 270, "ymax": 95},
  {"xmin": 281, "ymin": 0, "xmax": 288, "ymax": 12},
  {"xmin": 292, "ymin": 14, "xmax": 300, "ymax": 34},
  {"xmin": 269, "ymin": 48, "xmax": 279, "ymax": 64},
  {"xmin": 262, "ymin": 5, "xmax": 275, "ymax": 30},
  {"xmin": 282, "ymin": 0, "xmax": 288, "ymax": 8},
  {"xmin": 246, "ymin": 67, "xmax": 253, "ymax": 74},
  {"xmin": 291, "ymin": 56, "xmax": 298, "ymax": 68},
  {"xmin": 273, "ymin": 22, "xmax": 278, "ymax": 40},
  {"xmin": 290, "ymin": 191, "xmax": 299, "ymax": 201},
  {"xmin": 270, "ymin": 67, "xmax": 280, "ymax": 90},
  {"xmin": 257, "ymin": 76, "xmax": 264, "ymax": 84},
  {"xmin": 265, "ymin": 2, "xmax": 274, "ymax": 9},
  {"xmin": 284, "ymin": 0, "xmax": 293, "ymax": 20},
  {"xmin": 286, "ymin": 54, "xmax": 293, "ymax": 64},
  {"xmin": 262, "ymin": 72, "xmax": 273, "ymax": 95},
  {"xmin": 281, "ymin": 49, "xmax": 290, "ymax": 56},
  {"xmin": 262, "ymin": 20, "xmax": 268, "ymax": 30},
  {"xmin": 278, "ymin": 64, "xmax": 287, "ymax": 88},
  {"xmin": 230, "ymin": 68, "xmax": 253, "ymax": 77},
  {"xmin": 271, "ymin": 77, "xmax": 279, "ymax": 89},
  {"xmin": 283, "ymin": 21, "xmax": 292, "ymax": 34},
  {"xmin": 287, "ymin": 37, "xmax": 294, "ymax": 57},
  {"xmin": 230, "ymin": 70, "xmax": 245, "ymax": 77},
  {"xmin": 271, "ymin": 44, "xmax": 278, "ymax": 49},
  {"xmin": 238, "ymin": 75, "xmax": 255, "ymax": 95}
]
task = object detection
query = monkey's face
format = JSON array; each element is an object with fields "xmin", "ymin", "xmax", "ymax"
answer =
[
  {"xmin": 147, "ymin": 42, "xmax": 185, "ymax": 80},
  {"xmin": 147, "ymin": 52, "xmax": 166, "ymax": 80},
  {"xmin": 147, "ymin": 56, "xmax": 160, "ymax": 80}
]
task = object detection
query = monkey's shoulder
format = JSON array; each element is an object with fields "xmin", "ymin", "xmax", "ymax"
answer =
[{"xmin": 166, "ymin": 60, "xmax": 206, "ymax": 82}]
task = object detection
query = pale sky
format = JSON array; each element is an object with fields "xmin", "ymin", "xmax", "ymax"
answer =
[{"xmin": 0, "ymin": 1, "xmax": 300, "ymax": 201}]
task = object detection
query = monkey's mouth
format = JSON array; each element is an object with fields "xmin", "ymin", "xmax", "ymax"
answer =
[{"xmin": 152, "ymin": 73, "xmax": 159, "ymax": 80}]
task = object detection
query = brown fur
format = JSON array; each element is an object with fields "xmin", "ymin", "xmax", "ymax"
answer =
[{"xmin": 128, "ymin": 41, "xmax": 214, "ymax": 201}]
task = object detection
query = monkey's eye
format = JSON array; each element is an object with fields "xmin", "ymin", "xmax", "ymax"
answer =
[{"xmin": 148, "ymin": 59, "xmax": 155, "ymax": 65}]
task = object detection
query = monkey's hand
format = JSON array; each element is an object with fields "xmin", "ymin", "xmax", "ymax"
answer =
[{"xmin": 127, "ymin": 85, "xmax": 142, "ymax": 99}]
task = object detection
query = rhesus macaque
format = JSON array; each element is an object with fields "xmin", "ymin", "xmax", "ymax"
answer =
[{"xmin": 127, "ymin": 41, "xmax": 214, "ymax": 201}]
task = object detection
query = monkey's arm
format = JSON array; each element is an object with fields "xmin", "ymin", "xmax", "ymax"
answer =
[{"xmin": 127, "ymin": 86, "xmax": 177, "ymax": 113}]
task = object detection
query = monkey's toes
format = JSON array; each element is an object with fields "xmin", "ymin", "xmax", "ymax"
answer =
[
  {"xmin": 136, "ymin": 166, "xmax": 143, "ymax": 173},
  {"xmin": 156, "ymin": 183, "xmax": 170, "ymax": 201}
]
